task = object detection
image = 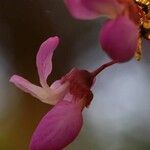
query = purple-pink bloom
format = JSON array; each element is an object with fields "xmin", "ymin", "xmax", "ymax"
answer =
[
  {"xmin": 10, "ymin": 36, "xmax": 97, "ymax": 149},
  {"xmin": 64, "ymin": 0, "xmax": 140, "ymax": 62},
  {"xmin": 10, "ymin": 36, "xmax": 117, "ymax": 149},
  {"xmin": 29, "ymin": 66, "xmax": 94, "ymax": 150}
]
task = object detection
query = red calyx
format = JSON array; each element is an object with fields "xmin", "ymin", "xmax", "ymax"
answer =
[{"xmin": 61, "ymin": 68, "xmax": 94, "ymax": 107}]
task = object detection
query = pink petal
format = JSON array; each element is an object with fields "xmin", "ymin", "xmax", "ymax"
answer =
[
  {"xmin": 64, "ymin": 0, "xmax": 124, "ymax": 20},
  {"xmin": 64, "ymin": 0, "xmax": 100, "ymax": 20},
  {"xmin": 49, "ymin": 80, "xmax": 70, "ymax": 104},
  {"xmin": 29, "ymin": 100, "xmax": 83, "ymax": 150},
  {"xmin": 50, "ymin": 80, "xmax": 75, "ymax": 103},
  {"xmin": 100, "ymin": 15, "xmax": 139, "ymax": 62},
  {"xmin": 36, "ymin": 36, "xmax": 59, "ymax": 87},
  {"xmin": 82, "ymin": 0, "xmax": 124, "ymax": 18},
  {"xmin": 10, "ymin": 75, "xmax": 48, "ymax": 101},
  {"xmin": 50, "ymin": 80, "xmax": 62, "ymax": 89},
  {"xmin": 10, "ymin": 75, "xmax": 69, "ymax": 105}
]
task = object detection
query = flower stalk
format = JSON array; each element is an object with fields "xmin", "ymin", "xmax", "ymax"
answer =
[{"xmin": 91, "ymin": 60, "xmax": 118, "ymax": 77}]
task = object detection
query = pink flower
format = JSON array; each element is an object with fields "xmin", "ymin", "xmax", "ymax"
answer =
[
  {"xmin": 64, "ymin": 0, "xmax": 150, "ymax": 62},
  {"xmin": 10, "ymin": 36, "xmax": 117, "ymax": 149}
]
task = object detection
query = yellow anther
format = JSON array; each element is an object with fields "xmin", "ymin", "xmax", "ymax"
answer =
[
  {"xmin": 143, "ymin": 19, "xmax": 150, "ymax": 28},
  {"xmin": 135, "ymin": 0, "xmax": 150, "ymax": 6},
  {"xmin": 134, "ymin": 36, "xmax": 142, "ymax": 61}
]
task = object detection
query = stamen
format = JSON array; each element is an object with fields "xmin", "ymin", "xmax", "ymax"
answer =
[
  {"xmin": 133, "ymin": 0, "xmax": 150, "ymax": 61},
  {"xmin": 134, "ymin": 35, "xmax": 142, "ymax": 61},
  {"xmin": 135, "ymin": 0, "xmax": 150, "ymax": 6}
]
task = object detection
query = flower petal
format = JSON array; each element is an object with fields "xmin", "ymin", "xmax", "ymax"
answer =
[
  {"xmin": 50, "ymin": 79, "xmax": 62, "ymax": 89},
  {"xmin": 29, "ymin": 100, "xmax": 83, "ymax": 150},
  {"xmin": 10, "ymin": 75, "xmax": 70, "ymax": 105},
  {"xmin": 82, "ymin": 0, "xmax": 124, "ymax": 18},
  {"xmin": 64, "ymin": 0, "xmax": 124, "ymax": 20},
  {"xmin": 36, "ymin": 36, "xmax": 59, "ymax": 87},
  {"xmin": 49, "ymin": 80, "xmax": 70, "ymax": 105},
  {"xmin": 100, "ymin": 15, "xmax": 139, "ymax": 62},
  {"xmin": 64, "ymin": 0, "xmax": 100, "ymax": 20},
  {"xmin": 10, "ymin": 75, "xmax": 49, "ymax": 101}
]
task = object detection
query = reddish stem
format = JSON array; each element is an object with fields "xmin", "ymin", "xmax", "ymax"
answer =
[{"xmin": 91, "ymin": 60, "xmax": 118, "ymax": 77}]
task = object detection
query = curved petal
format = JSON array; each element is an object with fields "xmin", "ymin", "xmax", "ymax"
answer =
[
  {"xmin": 10, "ymin": 75, "xmax": 68, "ymax": 105},
  {"xmin": 36, "ymin": 36, "xmax": 59, "ymax": 87},
  {"xmin": 50, "ymin": 79, "xmax": 62, "ymax": 89},
  {"xmin": 64, "ymin": 0, "xmax": 100, "ymax": 20},
  {"xmin": 29, "ymin": 100, "xmax": 83, "ymax": 150},
  {"xmin": 10, "ymin": 75, "xmax": 49, "ymax": 101},
  {"xmin": 64, "ymin": 0, "xmax": 124, "ymax": 20},
  {"xmin": 100, "ymin": 15, "xmax": 139, "ymax": 62},
  {"xmin": 50, "ymin": 80, "xmax": 75, "ymax": 103},
  {"xmin": 49, "ymin": 80, "xmax": 70, "ymax": 105}
]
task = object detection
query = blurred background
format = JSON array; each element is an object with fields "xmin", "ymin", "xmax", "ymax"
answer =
[{"xmin": 0, "ymin": 0, "xmax": 150, "ymax": 149}]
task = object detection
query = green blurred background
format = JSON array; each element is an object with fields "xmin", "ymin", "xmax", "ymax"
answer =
[{"xmin": 0, "ymin": 0, "xmax": 150, "ymax": 149}]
